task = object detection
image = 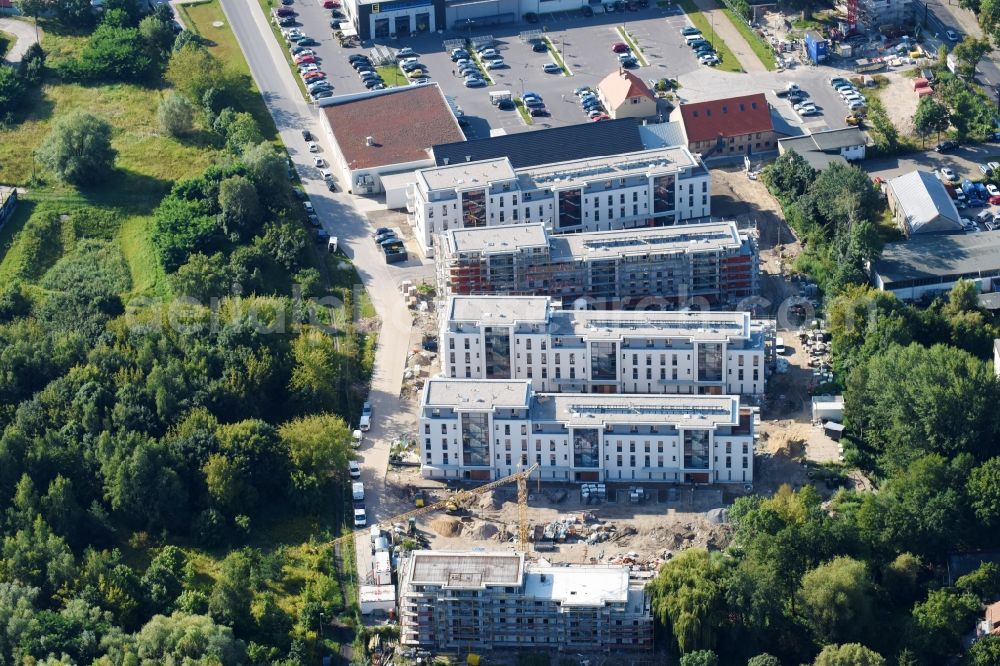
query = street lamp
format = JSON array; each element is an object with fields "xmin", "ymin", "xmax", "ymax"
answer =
[{"xmin": 318, "ymin": 611, "xmax": 325, "ymax": 641}]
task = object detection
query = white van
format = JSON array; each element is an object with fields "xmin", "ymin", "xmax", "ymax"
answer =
[
  {"xmin": 352, "ymin": 481, "xmax": 365, "ymax": 501},
  {"xmin": 775, "ymin": 337, "xmax": 785, "ymax": 355},
  {"xmin": 352, "ymin": 429, "xmax": 362, "ymax": 448},
  {"xmin": 359, "ymin": 414, "xmax": 371, "ymax": 431},
  {"xmin": 684, "ymin": 33, "xmax": 704, "ymax": 45}
]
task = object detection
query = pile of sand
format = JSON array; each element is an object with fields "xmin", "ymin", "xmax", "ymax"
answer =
[
  {"xmin": 471, "ymin": 522, "xmax": 499, "ymax": 540},
  {"xmin": 431, "ymin": 517, "xmax": 462, "ymax": 537}
]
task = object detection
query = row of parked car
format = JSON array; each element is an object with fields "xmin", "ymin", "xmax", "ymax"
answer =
[
  {"xmin": 609, "ymin": 41, "xmax": 639, "ymax": 68},
  {"xmin": 573, "ymin": 86, "xmax": 610, "ymax": 122},
  {"xmin": 681, "ymin": 26, "xmax": 719, "ymax": 67},
  {"xmin": 451, "ymin": 45, "xmax": 496, "ymax": 88},
  {"xmin": 348, "ymin": 53, "xmax": 389, "ymax": 90},
  {"xmin": 520, "ymin": 92, "xmax": 550, "ymax": 118},
  {"xmin": 829, "ymin": 76, "xmax": 866, "ymax": 113},
  {"xmin": 372, "ymin": 227, "xmax": 408, "ymax": 263}
]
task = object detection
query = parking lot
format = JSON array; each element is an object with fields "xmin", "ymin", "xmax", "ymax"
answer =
[{"xmin": 272, "ymin": 0, "xmax": 899, "ymax": 143}]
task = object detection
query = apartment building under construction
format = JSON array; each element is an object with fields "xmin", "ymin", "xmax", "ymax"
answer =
[
  {"xmin": 434, "ymin": 221, "xmax": 758, "ymax": 308},
  {"xmin": 397, "ymin": 550, "xmax": 653, "ymax": 652}
]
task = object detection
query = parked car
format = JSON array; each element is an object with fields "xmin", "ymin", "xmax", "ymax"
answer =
[
  {"xmin": 397, "ymin": 47, "xmax": 416, "ymax": 57},
  {"xmin": 530, "ymin": 107, "xmax": 549, "ymax": 116},
  {"xmin": 829, "ymin": 76, "xmax": 849, "ymax": 87},
  {"xmin": 936, "ymin": 140, "xmax": 959, "ymax": 152},
  {"xmin": 301, "ymin": 129, "xmax": 312, "ymax": 141},
  {"xmin": 348, "ymin": 460, "xmax": 361, "ymax": 478},
  {"xmin": 980, "ymin": 163, "xmax": 992, "ymax": 175},
  {"xmin": 308, "ymin": 141, "xmax": 318, "ymax": 152},
  {"xmin": 314, "ymin": 90, "xmax": 334, "ymax": 99},
  {"xmin": 478, "ymin": 49, "xmax": 498, "ymax": 58},
  {"xmin": 298, "ymin": 37, "xmax": 319, "ymax": 46},
  {"xmin": 464, "ymin": 77, "xmax": 486, "ymax": 88},
  {"xmin": 681, "ymin": 26, "xmax": 700, "ymax": 36},
  {"xmin": 542, "ymin": 62, "xmax": 562, "ymax": 73},
  {"xmin": 611, "ymin": 42, "xmax": 629, "ymax": 53},
  {"xmin": 532, "ymin": 41, "xmax": 548, "ymax": 52},
  {"xmin": 348, "ymin": 54, "xmax": 369, "ymax": 62},
  {"xmin": 363, "ymin": 78, "xmax": 384, "ymax": 89},
  {"xmin": 939, "ymin": 167, "xmax": 957, "ymax": 181},
  {"xmin": 946, "ymin": 29, "xmax": 960, "ymax": 41},
  {"xmin": 486, "ymin": 59, "xmax": 507, "ymax": 69}
]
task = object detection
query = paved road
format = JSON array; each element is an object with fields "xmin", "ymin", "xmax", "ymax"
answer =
[
  {"xmin": 0, "ymin": 17, "xmax": 41, "ymax": 65},
  {"xmin": 217, "ymin": 0, "xmax": 422, "ymax": 592},
  {"xmin": 913, "ymin": 0, "xmax": 1000, "ymax": 101},
  {"xmin": 690, "ymin": 0, "xmax": 766, "ymax": 73}
]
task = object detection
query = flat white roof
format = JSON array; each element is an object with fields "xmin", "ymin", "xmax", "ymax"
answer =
[
  {"xmin": 554, "ymin": 309, "xmax": 752, "ymax": 341},
  {"xmin": 448, "ymin": 295, "xmax": 550, "ymax": 324},
  {"xmin": 359, "ymin": 584, "xmax": 396, "ymax": 602},
  {"xmin": 517, "ymin": 146, "xmax": 700, "ymax": 191},
  {"xmin": 424, "ymin": 379, "xmax": 531, "ymax": 410},
  {"xmin": 446, "ymin": 296, "xmax": 757, "ymax": 342},
  {"xmin": 523, "ymin": 565, "xmax": 629, "ymax": 607},
  {"xmin": 532, "ymin": 392, "xmax": 741, "ymax": 428},
  {"xmin": 419, "ymin": 157, "xmax": 516, "ymax": 191},
  {"xmin": 408, "ymin": 551, "xmax": 524, "ymax": 588},
  {"xmin": 446, "ymin": 223, "xmax": 549, "ymax": 255},
  {"xmin": 549, "ymin": 222, "xmax": 745, "ymax": 261}
]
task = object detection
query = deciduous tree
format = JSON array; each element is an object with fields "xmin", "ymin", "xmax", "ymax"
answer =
[
  {"xmin": 913, "ymin": 97, "xmax": 950, "ymax": 146},
  {"xmin": 796, "ymin": 556, "xmax": 874, "ymax": 645},
  {"xmin": 38, "ymin": 111, "xmax": 117, "ymax": 186},
  {"xmin": 157, "ymin": 92, "xmax": 194, "ymax": 137},
  {"xmin": 813, "ymin": 644, "xmax": 884, "ymax": 666}
]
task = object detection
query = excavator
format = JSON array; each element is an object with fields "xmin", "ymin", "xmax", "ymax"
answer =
[{"xmin": 330, "ymin": 463, "xmax": 540, "ymax": 552}]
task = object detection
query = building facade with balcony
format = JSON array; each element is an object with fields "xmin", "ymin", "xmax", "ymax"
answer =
[
  {"xmin": 434, "ymin": 221, "xmax": 759, "ymax": 308},
  {"xmin": 398, "ymin": 550, "xmax": 653, "ymax": 652},
  {"xmin": 418, "ymin": 378, "xmax": 755, "ymax": 483},
  {"xmin": 407, "ymin": 146, "xmax": 711, "ymax": 257},
  {"xmin": 440, "ymin": 295, "xmax": 767, "ymax": 396}
]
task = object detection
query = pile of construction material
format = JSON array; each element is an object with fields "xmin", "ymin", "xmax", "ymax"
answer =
[{"xmin": 580, "ymin": 483, "xmax": 607, "ymax": 504}]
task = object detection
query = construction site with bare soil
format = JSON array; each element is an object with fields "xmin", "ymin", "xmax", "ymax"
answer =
[{"xmin": 376, "ymin": 167, "xmax": 873, "ymax": 575}]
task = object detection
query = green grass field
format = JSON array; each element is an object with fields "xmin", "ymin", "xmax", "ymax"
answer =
[
  {"xmin": 722, "ymin": 8, "xmax": 777, "ymax": 71},
  {"xmin": 377, "ymin": 64, "xmax": 408, "ymax": 87},
  {"xmin": 676, "ymin": 0, "xmax": 743, "ymax": 73}
]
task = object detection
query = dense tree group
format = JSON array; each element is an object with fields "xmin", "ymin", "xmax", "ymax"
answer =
[
  {"xmin": 762, "ymin": 155, "xmax": 884, "ymax": 292},
  {"xmin": 0, "ymin": 4, "xmax": 371, "ymax": 662},
  {"xmin": 649, "ymin": 279, "xmax": 1000, "ymax": 664}
]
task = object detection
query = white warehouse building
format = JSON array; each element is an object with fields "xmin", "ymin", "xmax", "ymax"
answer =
[
  {"xmin": 418, "ymin": 378, "xmax": 755, "ymax": 484},
  {"xmin": 407, "ymin": 146, "xmax": 711, "ymax": 257},
  {"xmin": 440, "ymin": 296, "xmax": 767, "ymax": 397}
]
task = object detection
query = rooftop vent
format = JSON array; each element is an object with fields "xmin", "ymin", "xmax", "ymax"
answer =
[{"xmin": 365, "ymin": 136, "xmax": 375, "ymax": 146}]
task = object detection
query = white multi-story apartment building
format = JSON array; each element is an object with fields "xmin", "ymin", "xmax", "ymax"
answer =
[
  {"xmin": 407, "ymin": 146, "xmax": 711, "ymax": 256},
  {"xmin": 398, "ymin": 550, "xmax": 653, "ymax": 652},
  {"xmin": 440, "ymin": 296, "xmax": 767, "ymax": 397},
  {"xmin": 419, "ymin": 378, "xmax": 755, "ymax": 483}
]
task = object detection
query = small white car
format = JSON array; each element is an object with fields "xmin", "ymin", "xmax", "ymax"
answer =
[
  {"xmin": 940, "ymin": 167, "xmax": 957, "ymax": 181},
  {"xmin": 308, "ymin": 141, "xmax": 318, "ymax": 152},
  {"xmin": 314, "ymin": 156, "xmax": 324, "ymax": 168},
  {"xmin": 348, "ymin": 460, "xmax": 361, "ymax": 478},
  {"xmin": 988, "ymin": 184, "xmax": 1000, "ymax": 197},
  {"xmin": 352, "ymin": 429, "xmax": 362, "ymax": 448},
  {"xmin": 353, "ymin": 508, "xmax": 367, "ymax": 527}
]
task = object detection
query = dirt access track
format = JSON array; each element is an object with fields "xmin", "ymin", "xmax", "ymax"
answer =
[{"xmin": 0, "ymin": 18, "xmax": 41, "ymax": 65}]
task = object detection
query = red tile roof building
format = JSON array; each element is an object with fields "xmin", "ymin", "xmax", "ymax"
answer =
[
  {"xmin": 671, "ymin": 93, "xmax": 777, "ymax": 158},
  {"xmin": 319, "ymin": 84, "xmax": 464, "ymax": 194}
]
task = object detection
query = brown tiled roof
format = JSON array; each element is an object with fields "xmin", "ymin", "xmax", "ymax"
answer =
[
  {"xmin": 598, "ymin": 70, "xmax": 655, "ymax": 108},
  {"xmin": 322, "ymin": 85, "xmax": 465, "ymax": 171},
  {"xmin": 678, "ymin": 93, "xmax": 773, "ymax": 143}
]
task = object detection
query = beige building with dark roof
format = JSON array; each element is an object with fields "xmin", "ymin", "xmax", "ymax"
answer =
[{"xmin": 597, "ymin": 69, "xmax": 657, "ymax": 120}]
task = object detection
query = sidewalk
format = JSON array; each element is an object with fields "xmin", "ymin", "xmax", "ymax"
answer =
[
  {"xmin": 0, "ymin": 17, "xmax": 41, "ymax": 65},
  {"xmin": 689, "ymin": 0, "xmax": 766, "ymax": 73}
]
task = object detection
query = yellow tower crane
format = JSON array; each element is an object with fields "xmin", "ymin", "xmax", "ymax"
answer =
[{"xmin": 330, "ymin": 463, "xmax": 540, "ymax": 550}]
